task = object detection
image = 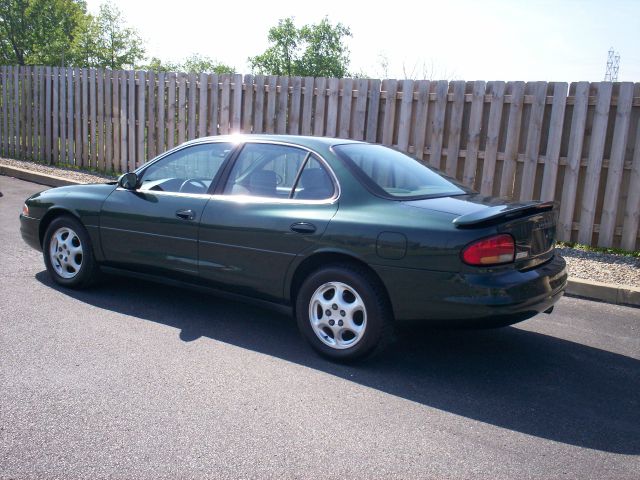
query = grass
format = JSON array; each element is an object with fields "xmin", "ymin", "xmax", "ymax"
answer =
[{"xmin": 556, "ymin": 241, "xmax": 640, "ymax": 259}]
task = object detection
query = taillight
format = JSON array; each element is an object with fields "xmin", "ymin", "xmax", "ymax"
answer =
[
  {"xmin": 462, "ymin": 234, "xmax": 515, "ymax": 266},
  {"xmin": 22, "ymin": 204, "xmax": 29, "ymax": 216}
]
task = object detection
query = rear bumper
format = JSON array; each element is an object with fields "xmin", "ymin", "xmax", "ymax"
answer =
[
  {"xmin": 20, "ymin": 214, "xmax": 42, "ymax": 252},
  {"xmin": 375, "ymin": 254, "xmax": 568, "ymax": 325}
]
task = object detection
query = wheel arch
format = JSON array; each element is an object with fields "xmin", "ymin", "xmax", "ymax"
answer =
[
  {"xmin": 38, "ymin": 208, "xmax": 82, "ymax": 248},
  {"xmin": 288, "ymin": 251, "xmax": 393, "ymax": 316}
]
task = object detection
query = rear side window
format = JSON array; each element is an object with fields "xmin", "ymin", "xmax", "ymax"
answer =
[
  {"xmin": 334, "ymin": 144, "xmax": 467, "ymax": 199},
  {"xmin": 224, "ymin": 143, "xmax": 335, "ymax": 200}
]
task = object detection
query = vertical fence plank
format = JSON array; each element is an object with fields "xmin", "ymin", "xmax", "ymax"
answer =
[
  {"xmin": 381, "ymin": 79, "xmax": 397, "ymax": 146},
  {"xmin": 137, "ymin": 71, "xmax": 146, "ymax": 166},
  {"xmin": 97, "ymin": 69, "xmax": 105, "ymax": 170},
  {"xmin": 338, "ymin": 78, "xmax": 353, "ymax": 139},
  {"xmin": 276, "ymin": 76, "xmax": 289, "ymax": 134},
  {"xmin": 89, "ymin": 68, "xmax": 97, "ymax": 167},
  {"xmin": 112, "ymin": 70, "xmax": 120, "ymax": 170},
  {"xmin": 177, "ymin": 72, "xmax": 187, "ymax": 144},
  {"xmin": 412, "ymin": 80, "xmax": 430, "ymax": 161},
  {"xmin": 73, "ymin": 68, "xmax": 81, "ymax": 165},
  {"xmin": 13, "ymin": 66, "xmax": 20, "ymax": 158},
  {"xmin": 156, "ymin": 72, "xmax": 165, "ymax": 153},
  {"xmin": 45, "ymin": 66, "xmax": 52, "ymax": 164},
  {"xmin": 2, "ymin": 67, "xmax": 7, "ymax": 156},
  {"xmin": 462, "ymin": 80, "xmax": 486, "ymax": 188},
  {"xmin": 119, "ymin": 71, "xmax": 128, "ymax": 172},
  {"xmin": 301, "ymin": 76, "xmax": 314, "ymax": 136},
  {"xmin": 21, "ymin": 66, "xmax": 27, "ymax": 158},
  {"xmin": 352, "ymin": 78, "xmax": 368, "ymax": 141},
  {"xmin": 147, "ymin": 71, "xmax": 156, "ymax": 158},
  {"xmin": 25, "ymin": 67, "xmax": 32, "ymax": 159},
  {"xmin": 289, "ymin": 76, "xmax": 302, "ymax": 135},
  {"xmin": 219, "ymin": 75, "xmax": 230, "ymax": 134},
  {"xmin": 166, "ymin": 72, "xmax": 176, "ymax": 149},
  {"xmin": 264, "ymin": 75, "xmax": 277, "ymax": 134},
  {"xmin": 578, "ymin": 82, "xmax": 613, "ymax": 245},
  {"xmin": 52, "ymin": 67, "xmax": 60, "ymax": 163},
  {"xmin": 396, "ymin": 80, "xmax": 413, "ymax": 152},
  {"xmin": 81, "ymin": 68, "xmax": 89, "ymax": 167},
  {"xmin": 313, "ymin": 77, "xmax": 327, "ymax": 137},
  {"xmin": 58, "ymin": 68, "xmax": 66, "ymax": 163},
  {"xmin": 540, "ymin": 82, "xmax": 568, "ymax": 201},
  {"xmin": 253, "ymin": 75, "xmax": 265, "ymax": 134},
  {"xmin": 1, "ymin": 67, "xmax": 6, "ymax": 156},
  {"xmin": 232, "ymin": 73, "xmax": 243, "ymax": 131},
  {"xmin": 127, "ymin": 70, "xmax": 136, "ymax": 170},
  {"xmin": 104, "ymin": 69, "xmax": 112, "ymax": 170},
  {"xmin": 187, "ymin": 72, "xmax": 197, "ymax": 140},
  {"xmin": 621, "ymin": 119, "xmax": 640, "ymax": 251},
  {"xmin": 519, "ymin": 81, "xmax": 547, "ymax": 201},
  {"xmin": 31, "ymin": 67, "xmax": 38, "ymax": 160},
  {"xmin": 196, "ymin": 72, "xmax": 208, "ymax": 137},
  {"xmin": 242, "ymin": 74, "xmax": 253, "ymax": 133},
  {"xmin": 444, "ymin": 80, "xmax": 464, "ymax": 176},
  {"xmin": 429, "ymin": 80, "xmax": 448, "ymax": 169},
  {"xmin": 480, "ymin": 81, "xmax": 505, "ymax": 195},
  {"xmin": 39, "ymin": 67, "xmax": 45, "ymax": 161},
  {"xmin": 598, "ymin": 82, "xmax": 634, "ymax": 247},
  {"xmin": 325, "ymin": 78, "xmax": 340, "ymax": 137},
  {"xmin": 7, "ymin": 66, "xmax": 13, "ymax": 157},
  {"xmin": 66, "ymin": 68, "xmax": 74, "ymax": 163},
  {"xmin": 499, "ymin": 81, "xmax": 525, "ymax": 198},
  {"xmin": 207, "ymin": 74, "xmax": 219, "ymax": 136}
]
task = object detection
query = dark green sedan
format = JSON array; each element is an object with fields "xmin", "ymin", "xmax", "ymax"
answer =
[{"xmin": 20, "ymin": 135, "xmax": 567, "ymax": 360}]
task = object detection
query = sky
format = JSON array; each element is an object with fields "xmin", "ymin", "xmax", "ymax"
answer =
[{"xmin": 85, "ymin": 0, "xmax": 640, "ymax": 82}]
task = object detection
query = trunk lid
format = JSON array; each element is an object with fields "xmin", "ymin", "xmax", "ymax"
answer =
[{"xmin": 403, "ymin": 194, "xmax": 558, "ymax": 265}]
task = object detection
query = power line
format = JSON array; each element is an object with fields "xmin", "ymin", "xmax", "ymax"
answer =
[{"xmin": 604, "ymin": 47, "xmax": 620, "ymax": 81}]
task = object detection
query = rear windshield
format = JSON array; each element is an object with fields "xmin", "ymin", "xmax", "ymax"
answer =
[{"xmin": 333, "ymin": 144, "xmax": 467, "ymax": 199}]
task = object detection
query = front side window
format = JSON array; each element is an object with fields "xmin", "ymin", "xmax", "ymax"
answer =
[
  {"xmin": 140, "ymin": 142, "xmax": 233, "ymax": 194},
  {"xmin": 223, "ymin": 143, "xmax": 335, "ymax": 200},
  {"xmin": 334, "ymin": 143, "xmax": 467, "ymax": 199}
]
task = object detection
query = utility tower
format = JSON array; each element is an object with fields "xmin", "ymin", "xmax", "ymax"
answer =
[{"xmin": 604, "ymin": 47, "xmax": 620, "ymax": 81}]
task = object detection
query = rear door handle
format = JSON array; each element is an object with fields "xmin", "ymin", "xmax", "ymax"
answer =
[
  {"xmin": 290, "ymin": 222, "xmax": 316, "ymax": 234},
  {"xmin": 176, "ymin": 209, "xmax": 195, "ymax": 220}
]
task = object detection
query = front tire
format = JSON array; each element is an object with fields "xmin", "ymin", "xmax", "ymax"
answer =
[
  {"xmin": 43, "ymin": 215, "xmax": 99, "ymax": 289},
  {"xmin": 295, "ymin": 265, "xmax": 393, "ymax": 361}
]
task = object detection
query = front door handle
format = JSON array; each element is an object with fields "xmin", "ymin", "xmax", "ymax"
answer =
[
  {"xmin": 290, "ymin": 222, "xmax": 316, "ymax": 234},
  {"xmin": 176, "ymin": 209, "xmax": 195, "ymax": 220}
]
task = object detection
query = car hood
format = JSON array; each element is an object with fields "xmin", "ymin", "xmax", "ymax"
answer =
[{"xmin": 402, "ymin": 194, "xmax": 554, "ymax": 226}]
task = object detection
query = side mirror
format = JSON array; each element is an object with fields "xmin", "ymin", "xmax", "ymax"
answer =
[{"xmin": 118, "ymin": 172, "xmax": 138, "ymax": 190}]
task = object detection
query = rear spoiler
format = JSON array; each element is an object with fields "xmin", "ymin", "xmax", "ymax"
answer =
[{"xmin": 452, "ymin": 201, "xmax": 555, "ymax": 227}]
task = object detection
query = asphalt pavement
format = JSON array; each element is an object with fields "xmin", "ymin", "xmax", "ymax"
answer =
[{"xmin": 1, "ymin": 175, "xmax": 639, "ymax": 479}]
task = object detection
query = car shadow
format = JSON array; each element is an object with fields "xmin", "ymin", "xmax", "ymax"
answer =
[{"xmin": 35, "ymin": 271, "xmax": 640, "ymax": 455}]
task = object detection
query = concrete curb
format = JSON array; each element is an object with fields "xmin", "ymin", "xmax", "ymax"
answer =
[
  {"xmin": 2, "ymin": 165, "xmax": 638, "ymax": 308},
  {"xmin": 0, "ymin": 165, "xmax": 83, "ymax": 187},
  {"xmin": 565, "ymin": 278, "xmax": 640, "ymax": 308}
]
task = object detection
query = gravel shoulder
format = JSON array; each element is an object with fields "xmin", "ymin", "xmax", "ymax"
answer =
[{"xmin": 1, "ymin": 156, "xmax": 638, "ymax": 290}]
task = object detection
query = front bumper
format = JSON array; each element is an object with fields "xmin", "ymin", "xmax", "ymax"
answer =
[
  {"xmin": 375, "ymin": 254, "xmax": 568, "ymax": 325},
  {"xmin": 20, "ymin": 214, "xmax": 42, "ymax": 252}
]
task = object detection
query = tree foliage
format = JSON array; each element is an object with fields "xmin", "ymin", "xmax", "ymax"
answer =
[
  {"xmin": 71, "ymin": 1, "xmax": 145, "ymax": 69},
  {"xmin": 138, "ymin": 53, "xmax": 235, "ymax": 74},
  {"xmin": 249, "ymin": 17, "xmax": 352, "ymax": 78},
  {"xmin": 0, "ymin": 0, "xmax": 86, "ymax": 65}
]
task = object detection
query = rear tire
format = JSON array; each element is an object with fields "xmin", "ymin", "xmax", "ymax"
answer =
[
  {"xmin": 43, "ymin": 215, "xmax": 99, "ymax": 289},
  {"xmin": 295, "ymin": 264, "xmax": 394, "ymax": 361}
]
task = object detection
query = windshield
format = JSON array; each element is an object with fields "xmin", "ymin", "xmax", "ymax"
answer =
[{"xmin": 334, "ymin": 144, "xmax": 467, "ymax": 199}]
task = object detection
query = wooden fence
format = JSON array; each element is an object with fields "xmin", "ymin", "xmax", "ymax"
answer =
[{"xmin": 0, "ymin": 65, "xmax": 639, "ymax": 250}]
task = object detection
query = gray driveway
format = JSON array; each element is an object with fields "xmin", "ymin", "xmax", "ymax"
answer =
[{"xmin": 1, "ymin": 175, "xmax": 639, "ymax": 479}]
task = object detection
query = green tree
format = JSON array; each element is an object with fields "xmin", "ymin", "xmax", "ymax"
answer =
[
  {"xmin": 0, "ymin": 0, "xmax": 87, "ymax": 65},
  {"xmin": 249, "ymin": 16, "xmax": 351, "ymax": 78},
  {"xmin": 182, "ymin": 53, "xmax": 234, "ymax": 74},
  {"xmin": 71, "ymin": 1, "xmax": 144, "ymax": 69}
]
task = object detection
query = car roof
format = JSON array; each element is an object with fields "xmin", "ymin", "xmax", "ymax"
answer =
[{"xmin": 181, "ymin": 134, "xmax": 365, "ymax": 150}]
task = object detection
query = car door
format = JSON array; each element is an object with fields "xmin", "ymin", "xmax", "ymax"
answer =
[
  {"xmin": 198, "ymin": 142, "xmax": 339, "ymax": 301},
  {"xmin": 100, "ymin": 142, "xmax": 234, "ymax": 275}
]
